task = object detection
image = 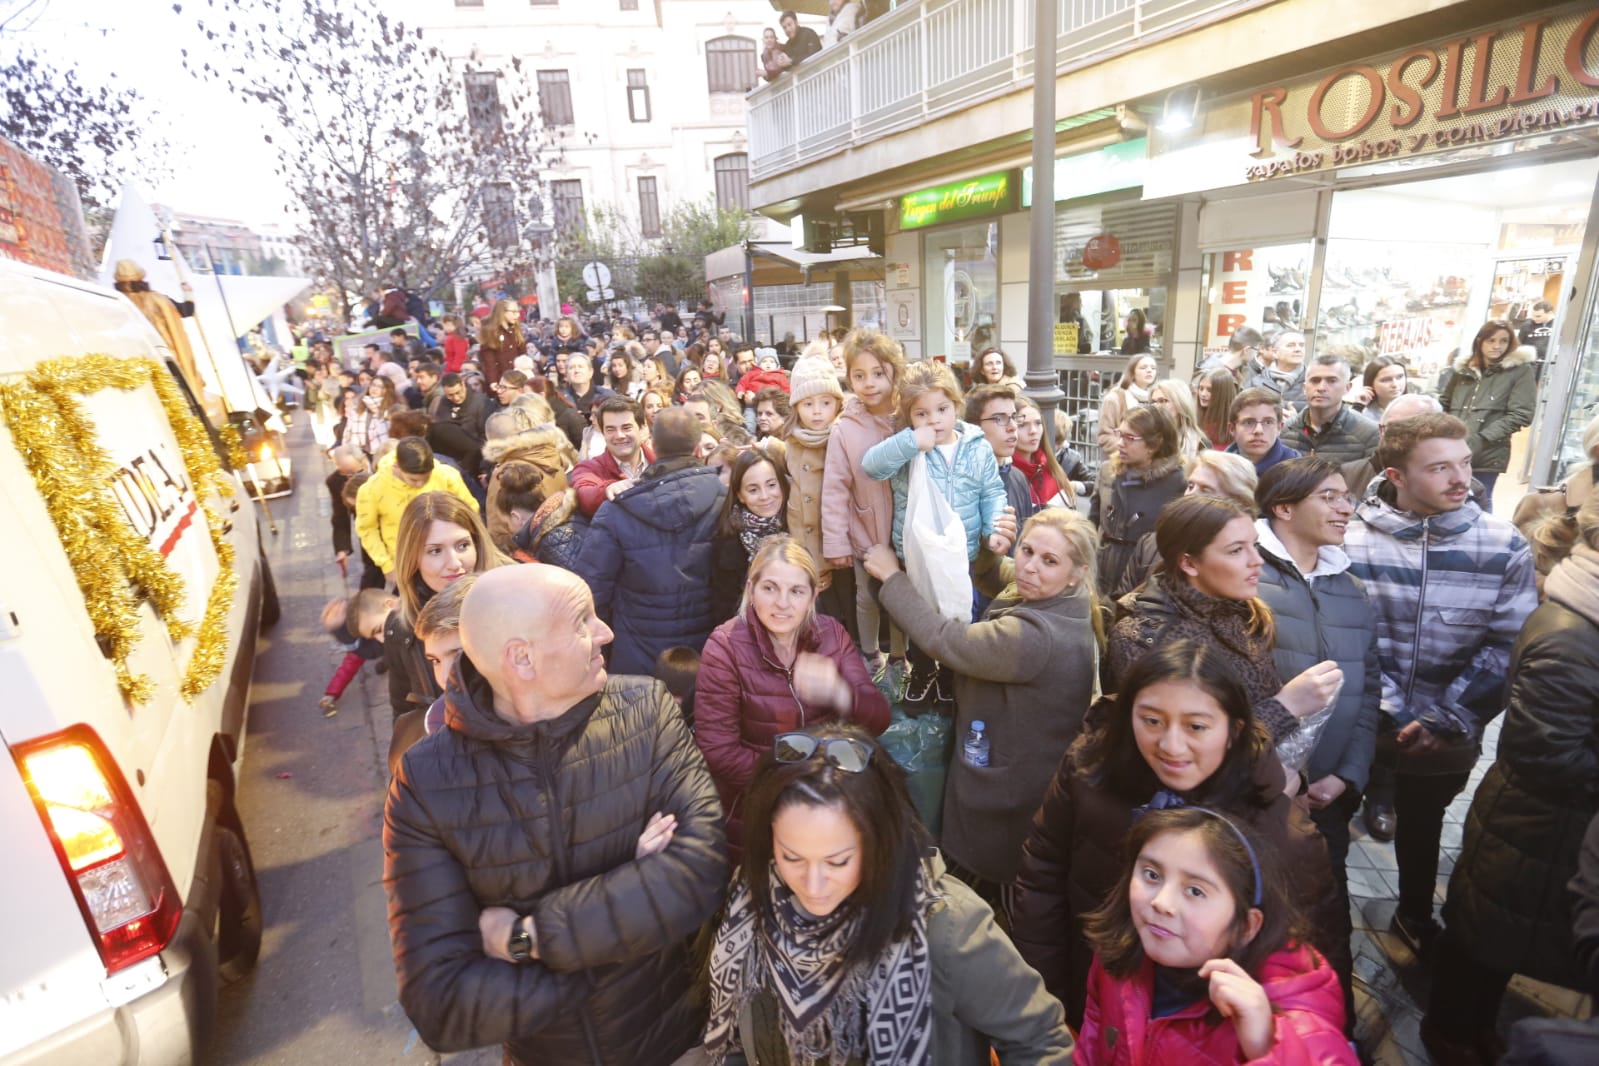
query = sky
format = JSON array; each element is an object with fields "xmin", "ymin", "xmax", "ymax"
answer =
[{"xmin": 12, "ymin": 0, "xmax": 292, "ymax": 226}]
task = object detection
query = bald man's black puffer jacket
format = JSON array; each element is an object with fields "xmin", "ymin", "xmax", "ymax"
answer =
[{"xmin": 384, "ymin": 659, "xmax": 727, "ymax": 1066}]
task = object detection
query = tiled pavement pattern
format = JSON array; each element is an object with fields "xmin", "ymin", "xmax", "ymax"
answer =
[{"xmin": 1348, "ymin": 718, "xmax": 1593, "ymax": 1063}]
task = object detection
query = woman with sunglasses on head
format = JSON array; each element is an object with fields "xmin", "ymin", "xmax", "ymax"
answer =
[
  {"xmin": 1008, "ymin": 640, "xmax": 1339, "ymax": 1030},
  {"xmin": 702, "ymin": 724, "xmax": 1073, "ymax": 1065},
  {"xmin": 695, "ymin": 537, "xmax": 890, "ymax": 863}
]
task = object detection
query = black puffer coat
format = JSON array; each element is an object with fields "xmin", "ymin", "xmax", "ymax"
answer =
[
  {"xmin": 575, "ymin": 457, "xmax": 727, "ymax": 674},
  {"xmin": 384, "ymin": 661, "xmax": 728, "ymax": 1065},
  {"xmin": 1443, "ymin": 579, "xmax": 1599, "ymax": 986}
]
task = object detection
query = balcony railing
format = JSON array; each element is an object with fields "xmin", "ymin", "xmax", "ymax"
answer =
[{"xmin": 749, "ymin": 0, "xmax": 1258, "ymax": 183}]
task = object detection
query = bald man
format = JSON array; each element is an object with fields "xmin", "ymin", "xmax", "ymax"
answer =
[
  {"xmin": 383, "ymin": 566, "xmax": 726, "ymax": 1065},
  {"xmin": 575, "ymin": 407, "xmax": 728, "ymax": 673},
  {"xmin": 1340, "ymin": 393, "xmax": 1444, "ymax": 502}
]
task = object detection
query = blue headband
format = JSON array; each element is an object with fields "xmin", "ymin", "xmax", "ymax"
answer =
[{"xmin": 1134, "ymin": 795, "xmax": 1263, "ymax": 908}]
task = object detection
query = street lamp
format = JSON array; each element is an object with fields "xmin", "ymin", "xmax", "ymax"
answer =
[{"xmin": 153, "ymin": 232, "xmax": 171, "ymax": 261}]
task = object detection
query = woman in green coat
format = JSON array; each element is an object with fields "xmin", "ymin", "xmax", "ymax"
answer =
[{"xmin": 1440, "ymin": 319, "xmax": 1536, "ymax": 504}]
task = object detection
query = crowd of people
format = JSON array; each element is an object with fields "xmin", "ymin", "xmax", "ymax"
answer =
[{"xmin": 291, "ymin": 291, "xmax": 1599, "ymax": 1066}]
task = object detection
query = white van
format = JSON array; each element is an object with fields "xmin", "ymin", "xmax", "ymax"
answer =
[{"xmin": 0, "ymin": 258, "xmax": 274, "ymax": 1063}]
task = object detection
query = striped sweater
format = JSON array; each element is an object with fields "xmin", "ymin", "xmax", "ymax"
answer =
[{"xmin": 1343, "ymin": 478, "xmax": 1536, "ymax": 747}]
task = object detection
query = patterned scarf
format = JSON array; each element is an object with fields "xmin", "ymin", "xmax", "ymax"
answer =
[
  {"xmin": 1161, "ymin": 576, "xmax": 1281, "ymax": 701},
  {"xmin": 735, "ymin": 504, "xmax": 787, "ymax": 559},
  {"xmin": 703, "ymin": 864, "xmax": 937, "ymax": 1066}
]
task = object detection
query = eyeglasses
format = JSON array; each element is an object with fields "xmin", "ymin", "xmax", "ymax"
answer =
[
  {"xmin": 773, "ymin": 732, "xmax": 872, "ymax": 773},
  {"xmin": 980, "ymin": 413, "xmax": 1017, "ymax": 427},
  {"xmin": 1309, "ymin": 489, "xmax": 1357, "ymax": 507},
  {"xmin": 1116, "ymin": 430, "xmax": 1144, "ymax": 443},
  {"xmin": 1235, "ymin": 418, "xmax": 1278, "ymax": 431}
]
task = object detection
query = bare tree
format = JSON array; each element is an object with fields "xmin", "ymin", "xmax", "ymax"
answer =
[
  {"xmin": 0, "ymin": 0, "xmax": 167, "ymax": 211},
  {"xmin": 180, "ymin": 0, "xmax": 558, "ymax": 317}
]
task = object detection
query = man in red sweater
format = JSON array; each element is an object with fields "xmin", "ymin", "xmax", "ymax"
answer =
[{"xmin": 571, "ymin": 396, "xmax": 656, "ymax": 517}]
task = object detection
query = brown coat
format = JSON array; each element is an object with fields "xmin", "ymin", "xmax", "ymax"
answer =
[
  {"xmin": 782, "ymin": 432, "xmax": 830, "ymax": 568},
  {"xmin": 481, "ymin": 425, "xmax": 576, "ymax": 554}
]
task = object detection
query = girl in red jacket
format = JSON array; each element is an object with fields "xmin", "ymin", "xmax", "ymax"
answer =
[{"xmin": 1077, "ymin": 807, "xmax": 1355, "ymax": 1065}]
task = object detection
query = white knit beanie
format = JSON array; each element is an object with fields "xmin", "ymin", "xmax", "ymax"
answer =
[{"xmin": 789, "ymin": 354, "xmax": 845, "ymax": 405}]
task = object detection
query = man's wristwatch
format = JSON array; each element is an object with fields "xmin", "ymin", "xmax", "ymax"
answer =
[{"xmin": 507, "ymin": 916, "xmax": 533, "ymax": 963}]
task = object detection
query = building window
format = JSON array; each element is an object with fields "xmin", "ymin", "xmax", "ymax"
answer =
[
  {"xmin": 638, "ymin": 177, "xmax": 661, "ymax": 239},
  {"xmin": 537, "ymin": 70, "xmax": 573, "ymax": 127},
  {"xmin": 484, "ymin": 182, "xmax": 517, "ymax": 250},
  {"xmin": 455, "ymin": 0, "xmax": 483, "ymax": 7},
  {"xmin": 464, "ymin": 71, "xmax": 502, "ymax": 137},
  {"xmin": 620, "ymin": 0, "xmax": 639, "ymax": 9},
  {"xmin": 552, "ymin": 179, "xmax": 585, "ymax": 235},
  {"xmin": 706, "ymin": 36, "xmax": 757, "ymax": 94},
  {"xmin": 713, "ymin": 153, "xmax": 749, "ymax": 212},
  {"xmin": 626, "ymin": 68, "xmax": 651, "ymax": 123},
  {"xmin": 528, "ymin": 0, "xmax": 557, "ymax": 6}
]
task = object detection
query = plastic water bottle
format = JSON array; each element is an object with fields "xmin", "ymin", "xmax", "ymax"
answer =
[{"xmin": 963, "ymin": 721, "xmax": 990, "ymax": 768}]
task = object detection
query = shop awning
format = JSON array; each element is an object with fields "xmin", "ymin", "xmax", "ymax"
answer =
[
  {"xmin": 705, "ymin": 241, "xmax": 883, "ymax": 287},
  {"xmin": 751, "ymin": 243, "xmax": 881, "ymax": 275}
]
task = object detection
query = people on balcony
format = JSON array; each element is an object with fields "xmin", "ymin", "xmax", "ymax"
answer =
[{"xmin": 773, "ymin": 10, "xmax": 821, "ymax": 75}]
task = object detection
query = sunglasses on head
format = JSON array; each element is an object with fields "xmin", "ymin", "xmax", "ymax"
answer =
[{"xmin": 773, "ymin": 732, "xmax": 872, "ymax": 773}]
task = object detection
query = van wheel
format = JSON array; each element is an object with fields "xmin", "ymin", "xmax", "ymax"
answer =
[
  {"xmin": 258, "ymin": 556, "xmax": 281, "ymax": 630},
  {"xmin": 216, "ymin": 824, "xmax": 263, "ymax": 983}
]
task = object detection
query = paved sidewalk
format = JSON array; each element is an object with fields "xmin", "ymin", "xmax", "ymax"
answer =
[{"xmin": 1348, "ymin": 718, "xmax": 1593, "ymax": 1063}]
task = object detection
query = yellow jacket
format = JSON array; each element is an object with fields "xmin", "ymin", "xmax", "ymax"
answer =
[{"xmin": 355, "ymin": 462, "xmax": 476, "ymax": 574}]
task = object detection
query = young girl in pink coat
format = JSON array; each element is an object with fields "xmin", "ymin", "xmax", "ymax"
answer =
[
  {"xmin": 1075, "ymin": 807, "xmax": 1355, "ymax": 1066},
  {"xmin": 820, "ymin": 330, "xmax": 907, "ymax": 678}
]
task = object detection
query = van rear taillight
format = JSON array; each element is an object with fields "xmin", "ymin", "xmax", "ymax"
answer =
[{"xmin": 15, "ymin": 727, "xmax": 182, "ymax": 973}]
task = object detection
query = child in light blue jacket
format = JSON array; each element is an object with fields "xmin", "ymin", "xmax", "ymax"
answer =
[{"xmin": 863, "ymin": 360, "xmax": 1008, "ymax": 706}]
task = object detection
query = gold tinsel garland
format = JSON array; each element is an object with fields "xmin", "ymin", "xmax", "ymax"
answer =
[{"xmin": 0, "ymin": 354, "xmax": 240, "ymax": 703}]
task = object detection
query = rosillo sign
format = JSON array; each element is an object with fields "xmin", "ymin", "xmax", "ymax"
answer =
[{"xmin": 1245, "ymin": 6, "xmax": 1599, "ymax": 180}]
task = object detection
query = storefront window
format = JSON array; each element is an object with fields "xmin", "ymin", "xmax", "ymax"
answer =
[
  {"xmin": 1313, "ymin": 240, "xmax": 1472, "ymax": 387},
  {"xmin": 1054, "ymin": 200, "xmax": 1175, "ymax": 358},
  {"xmin": 1557, "ymin": 314, "xmax": 1599, "ymax": 481},
  {"xmin": 1200, "ymin": 242, "xmax": 1314, "ymax": 364},
  {"xmin": 923, "ymin": 221, "xmax": 999, "ymax": 365}
]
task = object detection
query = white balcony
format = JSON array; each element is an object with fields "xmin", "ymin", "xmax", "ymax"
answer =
[{"xmin": 748, "ymin": 0, "xmax": 1261, "ymax": 185}]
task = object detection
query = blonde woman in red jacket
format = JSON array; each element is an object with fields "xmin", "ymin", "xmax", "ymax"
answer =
[
  {"xmin": 694, "ymin": 537, "xmax": 890, "ymax": 861},
  {"xmin": 1076, "ymin": 807, "xmax": 1354, "ymax": 1065}
]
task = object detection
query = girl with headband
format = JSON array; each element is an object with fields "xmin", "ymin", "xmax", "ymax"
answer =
[
  {"xmin": 1009, "ymin": 638, "xmax": 1344, "ymax": 1028},
  {"xmin": 1075, "ymin": 807, "xmax": 1354, "ymax": 1063}
]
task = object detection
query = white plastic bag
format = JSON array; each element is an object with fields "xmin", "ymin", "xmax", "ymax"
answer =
[
  {"xmin": 1274, "ymin": 674, "xmax": 1345, "ymax": 776},
  {"xmin": 903, "ymin": 451, "xmax": 972, "ymax": 621}
]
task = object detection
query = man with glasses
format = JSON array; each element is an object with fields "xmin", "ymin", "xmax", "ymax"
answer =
[
  {"xmin": 967, "ymin": 385, "xmax": 1035, "ymax": 535},
  {"xmin": 1282, "ymin": 353, "xmax": 1379, "ymax": 464},
  {"xmin": 1226, "ymin": 387, "xmax": 1301, "ymax": 474},
  {"xmin": 1253, "ymin": 456, "xmax": 1379, "ymax": 1025},
  {"xmin": 384, "ymin": 564, "xmax": 726, "ymax": 1066},
  {"xmin": 1343, "ymin": 414, "xmax": 1536, "ymax": 959}
]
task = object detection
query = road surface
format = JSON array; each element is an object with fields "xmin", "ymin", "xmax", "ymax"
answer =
[{"xmin": 211, "ymin": 419, "xmax": 495, "ymax": 1065}]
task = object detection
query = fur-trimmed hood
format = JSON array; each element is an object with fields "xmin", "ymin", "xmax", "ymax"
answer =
[
  {"xmin": 1098, "ymin": 450, "xmax": 1184, "ymax": 484},
  {"xmin": 481, "ymin": 422, "xmax": 577, "ymax": 467},
  {"xmin": 1452, "ymin": 344, "xmax": 1536, "ymax": 375}
]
